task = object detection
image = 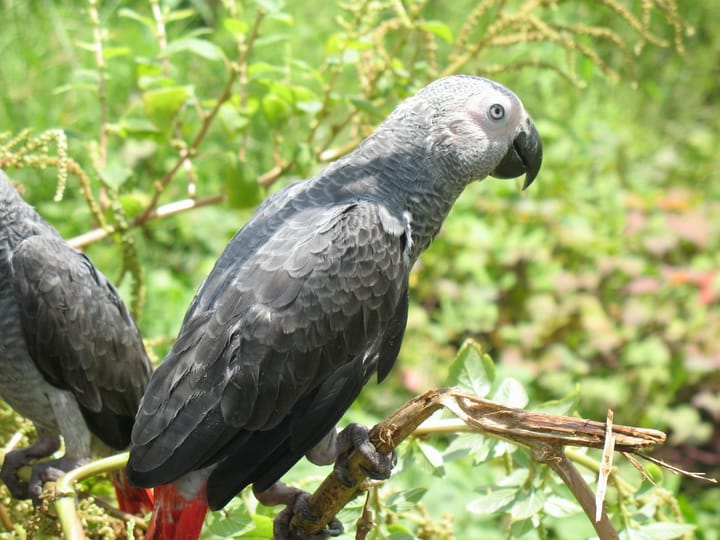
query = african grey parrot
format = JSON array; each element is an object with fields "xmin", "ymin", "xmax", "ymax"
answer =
[
  {"xmin": 0, "ymin": 171, "xmax": 154, "ymax": 513},
  {"xmin": 127, "ymin": 75, "xmax": 543, "ymax": 539}
]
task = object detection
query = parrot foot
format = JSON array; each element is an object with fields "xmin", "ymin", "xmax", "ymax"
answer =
[
  {"xmin": 333, "ymin": 423, "xmax": 397, "ymax": 487},
  {"xmin": 0, "ymin": 434, "xmax": 61, "ymax": 500},
  {"xmin": 27, "ymin": 455, "xmax": 90, "ymax": 504},
  {"xmin": 254, "ymin": 483, "xmax": 342, "ymax": 540}
]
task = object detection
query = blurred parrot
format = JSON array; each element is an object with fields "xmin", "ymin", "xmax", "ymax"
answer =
[{"xmin": 0, "ymin": 171, "xmax": 154, "ymax": 514}]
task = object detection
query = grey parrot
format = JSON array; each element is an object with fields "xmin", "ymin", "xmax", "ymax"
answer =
[
  {"xmin": 0, "ymin": 171, "xmax": 154, "ymax": 513},
  {"xmin": 127, "ymin": 75, "xmax": 543, "ymax": 539}
]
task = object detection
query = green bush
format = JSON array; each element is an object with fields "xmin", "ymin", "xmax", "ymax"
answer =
[{"xmin": 1, "ymin": 1, "xmax": 717, "ymax": 539}]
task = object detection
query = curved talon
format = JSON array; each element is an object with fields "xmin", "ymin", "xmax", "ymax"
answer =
[
  {"xmin": 270, "ymin": 491, "xmax": 344, "ymax": 540},
  {"xmin": 27, "ymin": 456, "xmax": 89, "ymax": 505},
  {"xmin": 0, "ymin": 454, "xmax": 31, "ymax": 500},
  {"xmin": 360, "ymin": 448, "xmax": 397, "ymax": 480},
  {"xmin": 0, "ymin": 435, "xmax": 61, "ymax": 501},
  {"xmin": 292, "ymin": 519, "xmax": 343, "ymax": 540},
  {"xmin": 325, "ymin": 517, "xmax": 344, "ymax": 537},
  {"xmin": 333, "ymin": 423, "xmax": 397, "ymax": 486}
]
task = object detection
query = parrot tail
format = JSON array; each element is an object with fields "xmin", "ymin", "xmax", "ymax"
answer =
[
  {"xmin": 110, "ymin": 469, "xmax": 155, "ymax": 515},
  {"xmin": 144, "ymin": 482, "xmax": 209, "ymax": 540}
]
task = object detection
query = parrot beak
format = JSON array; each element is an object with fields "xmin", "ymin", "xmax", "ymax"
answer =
[{"xmin": 491, "ymin": 117, "xmax": 543, "ymax": 190}]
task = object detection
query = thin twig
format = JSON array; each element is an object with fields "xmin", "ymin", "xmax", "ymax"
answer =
[
  {"xmin": 596, "ymin": 410, "xmax": 615, "ymax": 521},
  {"xmin": 67, "ymin": 193, "xmax": 224, "ymax": 249},
  {"xmin": 54, "ymin": 452, "xmax": 134, "ymax": 540},
  {"xmin": 0, "ymin": 502, "xmax": 13, "ymax": 531},
  {"xmin": 87, "ymin": 0, "xmax": 108, "ymax": 168},
  {"xmin": 534, "ymin": 445, "xmax": 620, "ymax": 540}
]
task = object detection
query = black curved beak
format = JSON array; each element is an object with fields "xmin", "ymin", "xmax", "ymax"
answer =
[{"xmin": 491, "ymin": 117, "xmax": 543, "ymax": 190}]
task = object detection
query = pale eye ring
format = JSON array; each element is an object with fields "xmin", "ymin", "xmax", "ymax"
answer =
[{"xmin": 489, "ymin": 103, "xmax": 505, "ymax": 120}]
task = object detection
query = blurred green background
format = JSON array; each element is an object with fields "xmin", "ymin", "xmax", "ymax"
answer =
[{"xmin": 0, "ymin": 0, "xmax": 718, "ymax": 538}]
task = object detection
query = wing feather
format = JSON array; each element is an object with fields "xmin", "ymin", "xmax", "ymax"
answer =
[
  {"xmin": 11, "ymin": 235, "xmax": 152, "ymax": 448},
  {"xmin": 129, "ymin": 199, "xmax": 410, "ymax": 488}
]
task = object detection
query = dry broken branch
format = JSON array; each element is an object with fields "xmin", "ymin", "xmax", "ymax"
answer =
[{"xmin": 290, "ymin": 387, "xmax": 678, "ymax": 540}]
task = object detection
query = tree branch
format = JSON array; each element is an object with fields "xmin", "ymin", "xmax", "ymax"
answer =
[
  {"xmin": 67, "ymin": 193, "xmax": 224, "ymax": 249},
  {"xmin": 290, "ymin": 388, "xmax": 672, "ymax": 539}
]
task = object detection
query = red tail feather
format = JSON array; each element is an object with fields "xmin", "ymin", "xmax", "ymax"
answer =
[
  {"xmin": 145, "ymin": 483, "xmax": 209, "ymax": 540},
  {"xmin": 110, "ymin": 469, "xmax": 155, "ymax": 514}
]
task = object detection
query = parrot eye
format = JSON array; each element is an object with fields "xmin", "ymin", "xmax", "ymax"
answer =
[{"xmin": 489, "ymin": 104, "xmax": 505, "ymax": 120}]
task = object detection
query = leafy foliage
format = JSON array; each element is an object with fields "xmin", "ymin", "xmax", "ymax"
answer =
[{"xmin": 0, "ymin": 0, "xmax": 717, "ymax": 539}]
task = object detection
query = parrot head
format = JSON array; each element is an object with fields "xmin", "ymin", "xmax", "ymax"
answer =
[{"xmin": 415, "ymin": 75, "xmax": 543, "ymax": 190}]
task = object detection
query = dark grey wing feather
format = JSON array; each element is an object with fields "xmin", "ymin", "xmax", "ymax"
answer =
[
  {"xmin": 128, "ymin": 199, "xmax": 410, "ymax": 492},
  {"xmin": 11, "ymin": 235, "xmax": 152, "ymax": 449}
]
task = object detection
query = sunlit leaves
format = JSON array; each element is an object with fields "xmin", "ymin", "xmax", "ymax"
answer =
[
  {"xmin": 419, "ymin": 21, "xmax": 454, "ymax": 44},
  {"xmin": 203, "ymin": 498, "xmax": 274, "ymax": 539},
  {"xmin": 166, "ymin": 38, "xmax": 226, "ymax": 62},
  {"xmin": 493, "ymin": 377, "xmax": 529, "ymax": 409},
  {"xmin": 446, "ymin": 339, "xmax": 495, "ymax": 398},
  {"xmin": 466, "ymin": 487, "xmax": 517, "ymax": 515},
  {"xmin": 225, "ymin": 158, "xmax": 263, "ymax": 210},
  {"xmin": 142, "ymin": 86, "xmax": 192, "ymax": 133}
]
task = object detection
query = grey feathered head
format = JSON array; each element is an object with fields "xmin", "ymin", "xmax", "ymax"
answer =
[{"xmin": 380, "ymin": 75, "xmax": 542, "ymax": 189}]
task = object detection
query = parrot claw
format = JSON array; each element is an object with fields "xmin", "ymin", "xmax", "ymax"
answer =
[
  {"xmin": 27, "ymin": 456, "xmax": 90, "ymax": 504},
  {"xmin": 255, "ymin": 483, "xmax": 343, "ymax": 540},
  {"xmin": 0, "ymin": 434, "xmax": 61, "ymax": 501},
  {"xmin": 272, "ymin": 492, "xmax": 343, "ymax": 540},
  {"xmin": 333, "ymin": 423, "xmax": 397, "ymax": 487},
  {"xmin": 1, "ymin": 454, "xmax": 31, "ymax": 500}
]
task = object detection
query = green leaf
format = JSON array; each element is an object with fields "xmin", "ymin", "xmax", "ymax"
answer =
[
  {"xmin": 625, "ymin": 522, "xmax": 696, "ymax": 540},
  {"xmin": 118, "ymin": 194, "xmax": 147, "ymax": 220},
  {"xmin": 254, "ymin": 0, "xmax": 285, "ymax": 12},
  {"xmin": 511, "ymin": 489, "xmax": 546, "ymax": 520},
  {"xmin": 293, "ymin": 143, "xmax": 315, "ymax": 177},
  {"xmin": 325, "ymin": 35, "xmax": 373, "ymax": 53},
  {"xmin": 218, "ymin": 103, "xmax": 249, "ymax": 136},
  {"xmin": 254, "ymin": 34, "xmax": 289, "ymax": 48},
  {"xmin": 119, "ymin": 117, "xmax": 160, "ymax": 137},
  {"xmin": 269, "ymin": 12, "xmax": 294, "ymax": 26},
  {"xmin": 510, "ymin": 519, "xmax": 535, "ymax": 538},
  {"xmin": 543, "ymin": 495, "xmax": 582, "ymax": 518},
  {"xmin": 248, "ymin": 62, "xmax": 285, "ymax": 76},
  {"xmin": 205, "ymin": 511, "xmax": 255, "ymax": 537},
  {"xmin": 493, "ymin": 377, "xmax": 529, "ymax": 408},
  {"xmin": 238, "ymin": 515, "xmax": 274, "ymax": 539},
  {"xmin": 99, "ymin": 162, "xmax": 131, "ymax": 189},
  {"xmin": 446, "ymin": 339, "xmax": 495, "ymax": 397},
  {"xmin": 349, "ymin": 96, "xmax": 382, "ymax": 116},
  {"xmin": 166, "ymin": 38, "xmax": 225, "ymax": 62},
  {"xmin": 537, "ymin": 386, "xmax": 580, "ymax": 416},
  {"xmin": 290, "ymin": 85, "xmax": 321, "ymax": 115},
  {"xmin": 142, "ymin": 86, "xmax": 192, "ymax": 133},
  {"xmin": 466, "ymin": 487, "xmax": 517, "ymax": 515},
  {"xmin": 118, "ymin": 8, "xmax": 154, "ymax": 30},
  {"xmin": 444, "ymin": 432, "xmax": 496, "ymax": 464},
  {"xmin": 419, "ymin": 21, "xmax": 454, "ymax": 43},
  {"xmin": 103, "ymin": 47, "xmax": 130, "ymax": 59},
  {"xmin": 387, "ymin": 488, "xmax": 427, "ymax": 512},
  {"xmin": 644, "ymin": 462, "xmax": 664, "ymax": 484},
  {"xmin": 225, "ymin": 157, "xmax": 262, "ymax": 210},
  {"xmin": 497, "ymin": 468, "xmax": 529, "ymax": 487},
  {"xmin": 417, "ymin": 441, "xmax": 444, "ymax": 470},
  {"xmin": 165, "ymin": 9, "xmax": 197, "ymax": 23},
  {"xmin": 261, "ymin": 93, "xmax": 291, "ymax": 125},
  {"xmin": 224, "ymin": 18, "xmax": 249, "ymax": 36},
  {"xmin": 386, "ymin": 532, "xmax": 416, "ymax": 540}
]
